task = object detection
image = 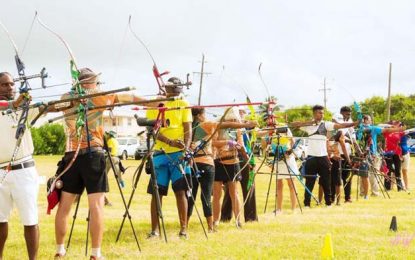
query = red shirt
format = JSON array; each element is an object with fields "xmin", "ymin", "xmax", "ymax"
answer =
[{"xmin": 384, "ymin": 132, "xmax": 404, "ymax": 156}]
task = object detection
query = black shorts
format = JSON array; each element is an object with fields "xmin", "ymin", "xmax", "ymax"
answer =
[
  {"xmin": 214, "ymin": 160, "xmax": 241, "ymax": 183},
  {"xmin": 60, "ymin": 151, "xmax": 108, "ymax": 195}
]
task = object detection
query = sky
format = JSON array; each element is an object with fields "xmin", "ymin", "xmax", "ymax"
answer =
[{"xmin": 1, "ymin": 0, "xmax": 415, "ymax": 115}]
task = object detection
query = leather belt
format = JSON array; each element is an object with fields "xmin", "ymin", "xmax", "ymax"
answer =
[
  {"xmin": 65, "ymin": 146, "xmax": 104, "ymax": 156},
  {"xmin": 1, "ymin": 160, "xmax": 35, "ymax": 171},
  {"xmin": 194, "ymin": 153, "xmax": 213, "ymax": 158},
  {"xmin": 215, "ymin": 155, "xmax": 236, "ymax": 162}
]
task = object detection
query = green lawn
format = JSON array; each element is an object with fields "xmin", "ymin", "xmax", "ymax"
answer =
[{"xmin": 3, "ymin": 155, "xmax": 415, "ymax": 259}]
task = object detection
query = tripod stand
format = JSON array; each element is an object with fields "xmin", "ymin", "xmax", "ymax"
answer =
[
  {"xmin": 116, "ymin": 119, "xmax": 168, "ymax": 243},
  {"xmin": 264, "ymin": 133, "xmax": 303, "ymax": 215},
  {"xmin": 354, "ymin": 156, "xmax": 391, "ymax": 201},
  {"xmin": 66, "ymin": 140, "xmax": 142, "ymax": 255}
]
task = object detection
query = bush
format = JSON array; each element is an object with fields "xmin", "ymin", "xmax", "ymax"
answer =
[{"xmin": 31, "ymin": 124, "xmax": 66, "ymax": 155}]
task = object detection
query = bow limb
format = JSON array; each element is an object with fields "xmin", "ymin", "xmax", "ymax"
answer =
[
  {"xmin": 353, "ymin": 101, "xmax": 364, "ymax": 141},
  {"xmin": 258, "ymin": 62, "xmax": 271, "ymax": 99},
  {"xmin": 35, "ymin": 15, "xmax": 86, "ymax": 197},
  {"xmin": 128, "ymin": 15, "xmax": 168, "ymax": 96},
  {"xmin": 0, "ymin": 19, "xmax": 29, "ymax": 93},
  {"xmin": 36, "ymin": 15, "xmax": 77, "ymax": 67},
  {"xmin": 0, "ymin": 19, "xmax": 20, "ymax": 55}
]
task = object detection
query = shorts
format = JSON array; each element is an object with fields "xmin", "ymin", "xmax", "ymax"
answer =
[
  {"xmin": 214, "ymin": 160, "xmax": 241, "ymax": 183},
  {"xmin": 60, "ymin": 151, "xmax": 108, "ymax": 195},
  {"xmin": 147, "ymin": 151, "xmax": 191, "ymax": 196},
  {"xmin": 277, "ymin": 155, "xmax": 299, "ymax": 180},
  {"xmin": 402, "ymin": 153, "xmax": 410, "ymax": 170},
  {"xmin": 358, "ymin": 162, "xmax": 369, "ymax": 177},
  {"xmin": 0, "ymin": 165, "xmax": 39, "ymax": 226}
]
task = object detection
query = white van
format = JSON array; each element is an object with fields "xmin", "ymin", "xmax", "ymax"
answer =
[{"xmin": 117, "ymin": 137, "xmax": 139, "ymax": 160}]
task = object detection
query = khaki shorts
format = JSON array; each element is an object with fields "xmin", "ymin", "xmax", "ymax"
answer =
[{"xmin": 402, "ymin": 153, "xmax": 410, "ymax": 171}]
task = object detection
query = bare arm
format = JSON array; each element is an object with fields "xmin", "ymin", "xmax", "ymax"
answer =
[
  {"xmin": 115, "ymin": 93, "xmax": 164, "ymax": 107},
  {"xmin": 334, "ymin": 122, "xmax": 357, "ymax": 130},
  {"xmin": 289, "ymin": 120, "xmax": 316, "ymax": 128},
  {"xmin": 338, "ymin": 133, "xmax": 351, "ymax": 164},
  {"xmin": 183, "ymin": 122, "xmax": 192, "ymax": 149},
  {"xmin": 382, "ymin": 126, "xmax": 405, "ymax": 134},
  {"xmin": 219, "ymin": 120, "xmax": 257, "ymax": 129}
]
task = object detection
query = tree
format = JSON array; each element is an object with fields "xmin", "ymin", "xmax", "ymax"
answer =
[{"xmin": 31, "ymin": 124, "xmax": 66, "ymax": 155}]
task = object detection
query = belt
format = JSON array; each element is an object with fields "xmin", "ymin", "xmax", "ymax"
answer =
[
  {"xmin": 153, "ymin": 151, "xmax": 166, "ymax": 157},
  {"xmin": 194, "ymin": 153, "xmax": 213, "ymax": 158},
  {"xmin": 1, "ymin": 160, "xmax": 35, "ymax": 171},
  {"xmin": 215, "ymin": 155, "xmax": 236, "ymax": 162},
  {"xmin": 66, "ymin": 146, "xmax": 104, "ymax": 156}
]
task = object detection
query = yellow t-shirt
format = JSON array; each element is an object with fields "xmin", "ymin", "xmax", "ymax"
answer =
[
  {"xmin": 146, "ymin": 99, "xmax": 192, "ymax": 154},
  {"xmin": 107, "ymin": 137, "xmax": 118, "ymax": 157}
]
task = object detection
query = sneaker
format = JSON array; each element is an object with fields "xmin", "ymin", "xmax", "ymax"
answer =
[
  {"xmin": 273, "ymin": 209, "xmax": 283, "ymax": 215},
  {"xmin": 363, "ymin": 195, "xmax": 369, "ymax": 200},
  {"xmin": 179, "ymin": 231, "xmax": 189, "ymax": 240},
  {"xmin": 54, "ymin": 253, "xmax": 65, "ymax": 260},
  {"xmin": 371, "ymin": 192, "xmax": 379, "ymax": 197},
  {"xmin": 146, "ymin": 231, "xmax": 160, "ymax": 239},
  {"xmin": 344, "ymin": 199, "xmax": 352, "ymax": 203}
]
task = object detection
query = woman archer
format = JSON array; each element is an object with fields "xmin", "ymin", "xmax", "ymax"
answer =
[{"xmin": 188, "ymin": 107, "xmax": 257, "ymax": 231}]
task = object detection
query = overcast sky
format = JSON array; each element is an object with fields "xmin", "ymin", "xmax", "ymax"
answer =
[{"xmin": 1, "ymin": 0, "xmax": 415, "ymax": 115}]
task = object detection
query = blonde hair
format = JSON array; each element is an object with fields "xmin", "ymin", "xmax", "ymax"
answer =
[{"xmin": 223, "ymin": 106, "xmax": 241, "ymax": 122}]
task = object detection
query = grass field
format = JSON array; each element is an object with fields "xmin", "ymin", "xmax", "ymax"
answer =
[{"xmin": 3, "ymin": 155, "xmax": 415, "ymax": 259}]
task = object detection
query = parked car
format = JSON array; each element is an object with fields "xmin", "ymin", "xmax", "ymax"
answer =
[
  {"xmin": 409, "ymin": 145, "xmax": 415, "ymax": 156},
  {"xmin": 117, "ymin": 137, "xmax": 139, "ymax": 160},
  {"xmin": 406, "ymin": 137, "xmax": 415, "ymax": 156},
  {"xmin": 134, "ymin": 139, "xmax": 153, "ymax": 160}
]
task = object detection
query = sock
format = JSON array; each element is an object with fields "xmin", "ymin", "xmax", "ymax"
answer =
[
  {"xmin": 56, "ymin": 244, "xmax": 66, "ymax": 255},
  {"xmin": 91, "ymin": 248, "xmax": 101, "ymax": 257}
]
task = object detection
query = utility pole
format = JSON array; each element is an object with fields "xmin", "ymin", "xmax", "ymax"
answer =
[
  {"xmin": 318, "ymin": 77, "xmax": 331, "ymax": 108},
  {"xmin": 193, "ymin": 54, "xmax": 211, "ymax": 105},
  {"xmin": 386, "ymin": 62, "xmax": 392, "ymax": 121}
]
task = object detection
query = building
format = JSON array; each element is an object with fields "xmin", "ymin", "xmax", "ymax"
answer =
[
  {"xmin": 103, "ymin": 109, "xmax": 146, "ymax": 138},
  {"xmin": 33, "ymin": 108, "xmax": 147, "ymax": 142}
]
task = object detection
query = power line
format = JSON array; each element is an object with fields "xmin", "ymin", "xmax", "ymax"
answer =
[
  {"xmin": 318, "ymin": 77, "xmax": 331, "ymax": 108},
  {"xmin": 193, "ymin": 54, "xmax": 212, "ymax": 105}
]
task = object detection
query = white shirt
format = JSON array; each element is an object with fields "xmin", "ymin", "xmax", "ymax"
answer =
[
  {"xmin": 336, "ymin": 117, "xmax": 354, "ymax": 155},
  {"xmin": 300, "ymin": 121, "xmax": 334, "ymax": 157},
  {"xmin": 0, "ymin": 109, "xmax": 36, "ymax": 167}
]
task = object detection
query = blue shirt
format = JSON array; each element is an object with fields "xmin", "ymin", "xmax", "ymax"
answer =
[
  {"xmin": 400, "ymin": 135, "xmax": 409, "ymax": 155},
  {"xmin": 364, "ymin": 125, "xmax": 382, "ymax": 155}
]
